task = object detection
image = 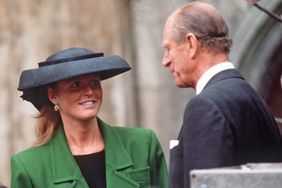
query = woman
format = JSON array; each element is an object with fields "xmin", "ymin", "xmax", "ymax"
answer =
[{"xmin": 11, "ymin": 47, "xmax": 168, "ymax": 188}]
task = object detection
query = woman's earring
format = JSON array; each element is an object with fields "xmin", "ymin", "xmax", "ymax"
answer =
[
  {"xmin": 52, "ymin": 100, "xmax": 59, "ymax": 111},
  {"xmin": 54, "ymin": 104, "xmax": 59, "ymax": 111}
]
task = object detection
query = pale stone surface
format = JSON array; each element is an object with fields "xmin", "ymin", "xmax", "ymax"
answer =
[{"xmin": 191, "ymin": 163, "xmax": 282, "ymax": 188}]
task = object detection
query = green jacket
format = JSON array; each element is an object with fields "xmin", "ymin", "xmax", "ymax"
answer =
[{"xmin": 11, "ymin": 119, "xmax": 168, "ymax": 188}]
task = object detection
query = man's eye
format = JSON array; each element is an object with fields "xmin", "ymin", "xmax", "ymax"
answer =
[{"xmin": 163, "ymin": 48, "xmax": 170, "ymax": 54}]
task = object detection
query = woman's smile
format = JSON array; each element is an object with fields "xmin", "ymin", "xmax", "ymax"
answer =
[{"xmin": 79, "ymin": 99, "xmax": 96, "ymax": 107}]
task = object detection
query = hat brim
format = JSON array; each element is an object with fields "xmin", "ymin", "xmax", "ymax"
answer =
[{"xmin": 18, "ymin": 55, "xmax": 131, "ymax": 110}]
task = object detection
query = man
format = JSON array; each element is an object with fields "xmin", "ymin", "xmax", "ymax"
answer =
[{"xmin": 162, "ymin": 2, "xmax": 282, "ymax": 188}]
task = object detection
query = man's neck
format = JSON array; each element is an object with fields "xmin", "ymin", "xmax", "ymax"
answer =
[{"xmin": 193, "ymin": 52, "xmax": 229, "ymax": 87}]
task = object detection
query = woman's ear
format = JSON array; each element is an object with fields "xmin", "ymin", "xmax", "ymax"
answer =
[
  {"xmin": 47, "ymin": 88, "xmax": 56, "ymax": 103},
  {"xmin": 185, "ymin": 33, "xmax": 198, "ymax": 59}
]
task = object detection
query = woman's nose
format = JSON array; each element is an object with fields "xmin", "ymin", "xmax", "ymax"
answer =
[{"xmin": 83, "ymin": 85, "xmax": 95, "ymax": 95}]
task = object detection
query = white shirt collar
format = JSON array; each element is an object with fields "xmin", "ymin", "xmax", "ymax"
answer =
[{"xmin": 196, "ymin": 62, "xmax": 235, "ymax": 95}]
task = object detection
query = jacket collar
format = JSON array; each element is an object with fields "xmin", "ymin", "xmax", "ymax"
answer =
[
  {"xmin": 50, "ymin": 126, "xmax": 87, "ymax": 185},
  {"xmin": 98, "ymin": 119, "xmax": 139, "ymax": 187},
  {"xmin": 204, "ymin": 69, "xmax": 244, "ymax": 89},
  {"xmin": 98, "ymin": 118, "xmax": 133, "ymax": 170},
  {"xmin": 196, "ymin": 62, "xmax": 234, "ymax": 94},
  {"xmin": 50, "ymin": 119, "xmax": 136, "ymax": 187}
]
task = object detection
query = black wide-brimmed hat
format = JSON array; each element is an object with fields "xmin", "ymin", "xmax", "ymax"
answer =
[{"xmin": 18, "ymin": 47, "xmax": 131, "ymax": 110}]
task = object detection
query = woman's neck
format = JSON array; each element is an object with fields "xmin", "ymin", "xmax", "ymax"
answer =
[{"xmin": 62, "ymin": 118, "xmax": 105, "ymax": 155}]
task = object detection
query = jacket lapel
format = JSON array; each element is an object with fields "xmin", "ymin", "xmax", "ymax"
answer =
[
  {"xmin": 99, "ymin": 119, "xmax": 140, "ymax": 188},
  {"xmin": 50, "ymin": 126, "xmax": 89, "ymax": 187},
  {"xmin": 50, "ymin": 120, "xmax": 139, "ymax": 187}
]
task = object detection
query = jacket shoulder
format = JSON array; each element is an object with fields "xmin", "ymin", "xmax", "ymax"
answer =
[
  {"xmin": 107, "ymin": 124, "xmax": 162, "ymax": 148},
  {"xmin": 112, "ymin": 126, "xmax": 152, "ymax": 136},
  {"xmin": 11, "ymin": 143, "xmax": 50, "ymax": 165},
  {"xmin": 112, "ymin": 126, "xmax": 157, "ymax": 143}
]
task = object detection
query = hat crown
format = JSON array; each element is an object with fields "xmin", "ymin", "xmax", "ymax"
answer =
[
  {"xmin": 39, "ymin": 48, "xmax": 104, "ymax": 67},
  {"xmin": 46, "ymin": 47, "xmax": 94, "ymax": 62}
]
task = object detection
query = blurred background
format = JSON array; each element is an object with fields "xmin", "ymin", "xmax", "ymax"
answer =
[{"xmin": 0, "ymin": 0, "xmax": 281, "ymax": 186}]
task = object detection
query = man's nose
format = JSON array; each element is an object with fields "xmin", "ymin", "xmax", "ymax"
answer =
[{"xmin": 162, "ymin": 55, "xmax": 171, "ymax": 67}]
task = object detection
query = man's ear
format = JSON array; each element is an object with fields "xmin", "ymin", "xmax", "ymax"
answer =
[{"xmin": 185, "ymin": 33, "xmax": 198, "ymax": 59}]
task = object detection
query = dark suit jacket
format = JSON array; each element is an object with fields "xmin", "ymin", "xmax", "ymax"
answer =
[
  {"xmin": 11, "ymin": 118, "xmax": 168, "ymax": 188},
  {"xmin": 169, "ymin": 69, "xmax": 282, "ymax": 188}
]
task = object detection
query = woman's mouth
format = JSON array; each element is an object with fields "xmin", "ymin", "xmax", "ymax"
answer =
[{"xmin": 79, "ymin": 100, "xmax": 96, "ymax": 106}]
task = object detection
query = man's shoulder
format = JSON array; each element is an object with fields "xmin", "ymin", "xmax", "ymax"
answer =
[{"xmin": 199, "ymin": 74, "xmax": 250, "ymax": 102}]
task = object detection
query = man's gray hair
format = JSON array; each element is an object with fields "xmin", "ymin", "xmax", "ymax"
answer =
[{"xmin": 172, "ymin": 3, "xmax": 232, "ymax": 54}]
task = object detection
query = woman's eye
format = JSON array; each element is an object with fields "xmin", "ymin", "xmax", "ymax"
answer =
[
  {"xmin": 71, "ymin": 82, "xmax": 80, "ymax": 88},
  {"xmin": 90, "ymin": 80, "xmax": 100, "ymax": 87}
]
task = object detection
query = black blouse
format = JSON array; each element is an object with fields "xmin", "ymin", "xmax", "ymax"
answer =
[{"xmin": 74, "ymin": 150, "xmax": 106, "ymax": 188}]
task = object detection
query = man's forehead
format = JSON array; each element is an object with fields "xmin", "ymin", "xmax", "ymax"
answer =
[{"xmin": 162, "ymin": 28, "xmax": 177, "ymax": 47}]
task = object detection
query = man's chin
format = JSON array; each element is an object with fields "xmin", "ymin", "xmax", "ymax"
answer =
[
  {"xmin": 175, "ymin": 80, "xmax": 191, "ymax": 88},
  {"xmin": 175, "ymin": 82, "xmax": 186, "ymax": 88}
]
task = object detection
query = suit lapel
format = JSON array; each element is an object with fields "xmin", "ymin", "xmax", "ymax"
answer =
[
  {"xmin": 99, "ymin": 119, "xmax": 139, "ymax": 188},
  {"xmin": 50, "ymin": 126, "xmax": 89, "ymax": 187}
]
